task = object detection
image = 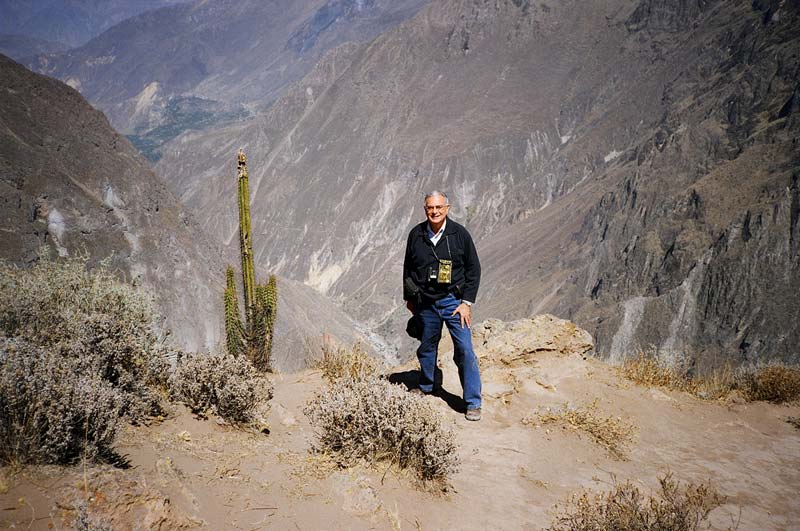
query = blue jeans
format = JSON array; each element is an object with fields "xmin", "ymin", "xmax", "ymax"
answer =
[{"xmin": 416, "ymin": 294, "xmax": 482, "ymax": 410}]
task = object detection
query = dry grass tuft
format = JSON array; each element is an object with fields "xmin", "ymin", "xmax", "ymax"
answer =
[
  {"xmin": 312, "ymin": 341, "xmax": 381, "ymax": 384},
  {"xmin": 526, "ymin": 401, "xmax": 635, "ymax": 460},
  {"xmin": 621, "ymin": 353, "xmax": 800, "ymax": 403},
  {"xmin": 737, "ymin": 365, "xmax": 800, "ymax": 403},
  {"xmin": 304, "ymin": 377, "xmax": 458, "ymax": 488},
  {"xmin": 619, "ymin": 354, "xmax": 700, "ymax": 394},
  {"xmin": 787, "ymin": 417, "xmax": 800, "ymax": 431},
  {"xmin": 548, "ymin": 473, "xmax": 726, "ymax": 531},
  {"xmin": 0, "ymin": 470, "xmax": 9, "ymax": 494}
]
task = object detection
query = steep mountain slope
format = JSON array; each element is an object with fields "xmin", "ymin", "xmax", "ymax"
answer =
[
  {"xmin": 30, "ymin": 0, "xmax": 429, "ymax": 160},
  {"xmin": 157, "ymin": 0, "xmax": 800, "ymax": 366},
  {"xmin": 0, "ymin": 54, "xmax": 361, "ymax": 366},
  {"xmin": 0, "ymin": 0, "xmax": 188, "ymax": 48},
  {"xmin": 0, "ymin": 53, "xmax": 221, "ymax": 351}
]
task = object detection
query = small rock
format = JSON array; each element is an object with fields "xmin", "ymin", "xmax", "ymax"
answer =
[
  {"xmin": 274, "ymin": 403, "xmax": 297, "ymax": 426},
  {"xmin": 649, "ymin": 389, "xmax": 673, "ymax": 401}
]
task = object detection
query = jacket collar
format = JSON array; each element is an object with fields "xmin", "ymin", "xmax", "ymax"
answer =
[
  {"xmin": 417, "ymin": 218, "xmax": 458, "ymax": 247},
  {"xmin": 418, "ymin": 217, "xmax": 458, "ymax": 235}
]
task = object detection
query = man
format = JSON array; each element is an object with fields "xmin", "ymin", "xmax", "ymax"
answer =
[{"xmin": 403, "ymin": 191, "xmax": 483, "ymax": 421}]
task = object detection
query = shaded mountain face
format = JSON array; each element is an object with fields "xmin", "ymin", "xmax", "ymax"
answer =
[
  {"xmin": 0, "ymin": 54, "xmax": 362, "ymax": 368},
  {"xmin": 0, "ymin": 53, "xmax": 224, "ymax": 351},
  {"xmin": 29, "ymin": 0, "xmax": 429, "ymax": 161},
  {"xmin": 0, "ymin": 0, "xmax": 188, "ymax": 48},
  {"xmin": 157, "ymin": 0, "xmax": 800, "ymax": 367}
]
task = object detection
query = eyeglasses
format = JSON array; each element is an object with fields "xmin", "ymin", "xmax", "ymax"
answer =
[{"xmin": 424, "ymin": 204, "xmax": 449, "ymax": 212}]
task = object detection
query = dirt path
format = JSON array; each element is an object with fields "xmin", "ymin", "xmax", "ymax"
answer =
[{"xmin": 2, "ymin": 324, "xmax": 799, "ymax": 530}]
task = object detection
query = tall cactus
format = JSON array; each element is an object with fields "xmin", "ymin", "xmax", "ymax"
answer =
[
  {"xmin": 224, "ymin": 149, "xmax": 277, "ymax": 372},
  {"xmin": 237, "ymin": 149, "xmax": 256, "ymax": 334}
]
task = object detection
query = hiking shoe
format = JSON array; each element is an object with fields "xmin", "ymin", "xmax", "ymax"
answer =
[{"xmin": 465, "ymin": 408, "xmax": 481, "ymax": 421}]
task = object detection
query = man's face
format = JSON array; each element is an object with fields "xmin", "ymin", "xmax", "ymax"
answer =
[{"xmin": 425, "ymin": 196, "xmax": 449, "ymax": 226}]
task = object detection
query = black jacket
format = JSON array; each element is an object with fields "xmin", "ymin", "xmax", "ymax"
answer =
[{"xmin": 403, "ymin": 218, "xmax": 481, "ymax": 304}]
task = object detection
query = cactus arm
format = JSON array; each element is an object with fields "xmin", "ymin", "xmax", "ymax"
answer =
[
  {"xmin": 263, "ymin": 275, "xmax": 277, "ymax": 369},
  {"xmin": 224, "ymin": 266, "xmax": 244, "ymax": 357}
]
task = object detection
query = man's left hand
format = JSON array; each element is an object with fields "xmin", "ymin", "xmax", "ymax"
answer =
[{"xmin": 452, "ymin": 303, "xmax": 471, "ymax": 329}]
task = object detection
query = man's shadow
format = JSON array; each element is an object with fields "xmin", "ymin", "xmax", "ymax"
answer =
[{"xmin": 387, "ymin": 368, "xmax": 467, "ymax": 414}]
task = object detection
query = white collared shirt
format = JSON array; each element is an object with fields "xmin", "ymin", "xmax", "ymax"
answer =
[{"xmin": 426, "ymin": 219, "xmax": 446, "ymax": 246}]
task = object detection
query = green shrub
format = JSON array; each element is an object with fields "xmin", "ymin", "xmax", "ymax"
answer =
[
  {"xmin": 304, "ymin": 378, "xmax": 459, "ymax": 486},
  {"xmin": 0, "ymin": 254, "xmax": 274, "ymax": 465}
]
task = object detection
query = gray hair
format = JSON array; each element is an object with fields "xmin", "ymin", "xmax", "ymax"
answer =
[{"xmin": 423, "ymin": 191, "xmax": 449, "ymax": 204}]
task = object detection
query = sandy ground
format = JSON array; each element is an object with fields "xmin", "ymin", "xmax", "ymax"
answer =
[{"xmin": 2, "ymin": 321, "xmax": 799, "ymax": 530}]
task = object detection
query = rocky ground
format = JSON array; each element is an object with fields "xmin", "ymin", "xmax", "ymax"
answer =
[{"xmin": 2, "ymin": 315, "xmax": 799, "ymax": 530}]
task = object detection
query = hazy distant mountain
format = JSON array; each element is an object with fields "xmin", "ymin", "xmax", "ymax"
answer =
[
  {"xmin": 157, "ymin": 0, "xmax": 799, "ymax": 367},
  {"xmin": 0, "ymin": 54, "xmax": 363, "ymax": 368},
  {"xmin": 0, "ymin": 0, "xmax": 188, "ymax": 48},
  {"xmin": 0, "ymin": 33, "xmax": 68, "ymax": 61},
  {"xmin": 30, "ymin": 0, "xmax": 430, "ymax": 160}
]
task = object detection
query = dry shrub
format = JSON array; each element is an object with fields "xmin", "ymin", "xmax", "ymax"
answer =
[
  {"xmin": 304, "ymin": 378, "xmax": 458, "ymax": 486},
  {"xmin": 528, "ymin": 401, "xmax": 635, "ymax": 460},
  {"xmin": 548, "ymin": 473, "xmax": 726, "ymax": 531},
  {"xmin": 0, "ymin": 338, "xmax": 122, "ymax": 465},
  {"xmin": 0, "ymin": 254, "xmax": 172, "ymax": 420},
  {"xmin": 0, "ymin": 255, "xmax": 175, "ymax": 465},
  {"xmin": 621, "ymin": 353, "xmax": 800, "ymax": 403},
  {"xmin": 736, "ymin": 365, "xmax": 800, "ymax": 403},
  {"xmin": 171, "ymin": 351, "xmax": 273, "ymax": 423},
  {"xmin": 312, "ymin": 341, "xmax": 380, "ymax": 384}
]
